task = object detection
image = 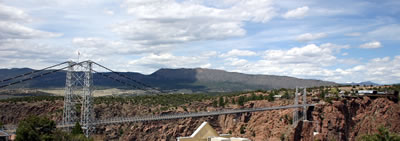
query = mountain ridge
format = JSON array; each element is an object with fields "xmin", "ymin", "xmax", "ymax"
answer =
[
  {"xmin": 0, "ymin": 67, "xmax": 337, "ymax": 92},
  {"xmin": 341, "ymin": 81, "xmax": 380, "ymax": 86}
]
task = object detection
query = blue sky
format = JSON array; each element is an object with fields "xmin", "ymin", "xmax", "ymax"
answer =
[{"xmin": 0, "ymin": 0, "xmax": 399, "ymax": 84}]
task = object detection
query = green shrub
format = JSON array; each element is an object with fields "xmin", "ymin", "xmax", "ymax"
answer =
[{"xmin": 359, "ymin": 126, "xmax": 400, "ymax": 141}]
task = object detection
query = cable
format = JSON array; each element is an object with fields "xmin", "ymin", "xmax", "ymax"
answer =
[
  {"xmin": 92, "ymin": 62, "xmax": 162, "ymax": 93},
  {"xmin": 0, "ymin": 61, "xmax": 68, "ymax": 83},
  {"xmin": 0, "ymin": 61, "xmax": 86, "ymax": 89},
  {"xmin": 92, "ymin": 70, "xmax": 147, "ymax": 91}
]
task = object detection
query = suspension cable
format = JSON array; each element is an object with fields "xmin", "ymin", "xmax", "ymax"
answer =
[
  {"xmin": 92, "ymin": 70, "xmax": 148, "ymax": 91},
  {"xmin": 0, "ymin": 61, "xmax": 68, "ymax": 83},
  {"xmin": 0, "ymin": 61, "xmax": 85, "ymax": 89},
  {"xmin": 92, "ymin": 62, "xmax": 161, "ymax": 92}
]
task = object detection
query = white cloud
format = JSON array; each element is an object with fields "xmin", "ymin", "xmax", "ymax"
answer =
[
  {"xmin": 220, "ymin": 49, "xmax": 257, "ymax": 58},
  {"xmin": 359, "ymin": 41, "xmax": 382, "ymax": 49},
  {"xmin": 217, "ymin": 44, "xmax": 339, "ymax": 78},
  {"xmin": 320, "ymin": 43, "xmax": 350, "ymax": 53},
  {"xmin": 0, "ymin": 39, "xmax": 73, "ymax": 68},
  {"xmin": 72, "ymin": 37, "xmax": 172, "ymax": 57},
  {"xmin": 114, "ymin": 0, "xmax": 276, "ymax": 45},
  {"xmin": 283, "ymin": 6, "xmax": 309, "ymax": 19},
  {"xmin": 296, "ymin": 32, "xmax": 327, "ymax": 42},
  {"xmin": 224, "ymin": 57, "xmax": 249, "ymax": 66},
  {"xmin": 341, "ymin": 56, "xmax": 400, "ymax": 84},
  {"xmin": 262, "ymin": 44, "xmax": 335, "ymax": 66},
  {"xmin": 128, "ymin": 53, "xmax": 212, "ymax": 73},
  {"xmin": 0, "ymin": 3, "xmax": 30, "ymax": 22},
  {"xmin": 367, "ymin": 24, "xmax": 400, "ymax": 40},
  {"xmin": 0, "ymin": 3, "xmax": 61, "ymax": 40},
  {"xmin": 0, "ymin": 21, "xmax": 61, "ymax": 39},
  {"xmin": 0, "ymin": 3, "xmax": 64, "ymax": 69}
]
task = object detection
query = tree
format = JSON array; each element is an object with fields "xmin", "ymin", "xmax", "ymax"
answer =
[
  {"xmin": 266, "ymin": 93, "xmax": 275, "ymax": 102},
  {"xmin": 16, "ymin": 115, "xmax": 56, "ymax": 141},
  {"xmin": 218, "ymin": 97, "xmax": 225, "ymax": 107},
  {"xmin": 238, "ymin": 96, "xmax": 246, "ymax": 106},
  {"xmin": 360, "ymin": 126, "xmax": 400, "ymax": 141},
  {"xmin": 282, "ymin": 91, "xmax": 290, "ymax": 99},
  {"xmin": 250, "ymin": 93, "xmax": 257, "ymax": 101},
  {"xmin": 72, "ymin": 122, "xmax": 83, "ymax": 135},
  {"xmin": 231, "ymin": 98, "xmax": 236, "ymax": 104}
]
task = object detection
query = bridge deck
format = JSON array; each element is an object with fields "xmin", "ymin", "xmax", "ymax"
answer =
[{"xmin": 57, "ymin": 104, "xmax": 316, "ymax": 128}]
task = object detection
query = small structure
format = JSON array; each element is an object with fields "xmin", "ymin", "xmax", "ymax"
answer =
[
  {"xmin": 177, "ymin": 122, "xmax": 251, "ymax": 141},
  {"xmin": 273, "ymin": 94, "xmax": 282, "ymax": 99},
  {"xmin": 357, "ymin": 90, "xmax": 377, "ymax": 95},
  {"xmin": 0, "ymin": 130, "xmax": 10, "ymax": 141}
]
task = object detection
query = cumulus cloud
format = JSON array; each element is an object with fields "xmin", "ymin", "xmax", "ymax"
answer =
[
  {"xmin": 114, "ymin": 0, "xmax": 276, "ymax": 45},
  {"xmin": 0, "ymin": 22, "xmax": 61, "ymax": 39},
  {"xmin": 0, "ymin": 3, "xmax": 30, "ymax": 22},
  {"xmin": 215, "ymin": 43, "xmax": 399, "ymax": 84},
  {"xmin": 296, "ymin": 32, "xmax": 327, "ymax": 42},
  {"xmin": 263, "ymin": 44, "xmax": 336, "ymax": 66},
  {"xmin": 0, "ymin": 39, "xmax": 73, "ymax": 68},
  {"xmin": 320, "ymin": 43, "xmax": 350, "ymax": 53},
  {"xmin": 337, "ymin": 56, "xmax": 400, "ymax": 84},
  {"xmin": 72, "ymin": 37, "xmax": 172, "ymax": 57},
  {"xmin": 282, "ymin": 6, "xmax": 309, "ymax": 19},
  {"xmin": 219, "ymin": 44, "xmax": 339, "ymax": 79},
  {"xmin": 359, "ymin": 41, "xmax": 382, "ymax": 49},
  {"xmin": 0, "ymin": 3, "xmax": 61, "ymax": 40},
  {"xmin": 0, "ymin": 3, "xmax": 64, "ymax": 69},
  {"xmin": 220, "ymin": 49, "xmax": 257, "ymax": 58}
]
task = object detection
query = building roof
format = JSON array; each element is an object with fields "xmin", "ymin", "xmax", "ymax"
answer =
[{"xmin": 177, "ymin": 121, "xmax": 251, "ymax": 141}]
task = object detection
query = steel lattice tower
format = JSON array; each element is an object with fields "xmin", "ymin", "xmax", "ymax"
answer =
[
  {"xmin": 293, "ymin": 87, "xmax": 299, "ymax": 124},
  {"xmin": 302, "ymin": 87, "xmax": 307, "ymax": 121},
  {"xmin": 293, "ymin": 86, "xmax": 308, "ymax": 126},
  {"xmin": 62, "ymin": 61, "xmax": 94, "ymax": 137}
]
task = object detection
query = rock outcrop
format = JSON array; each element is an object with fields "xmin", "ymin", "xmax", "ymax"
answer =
[{"xmin": 310, "ymin": 97, "xmax": 400, "ymax": 141}]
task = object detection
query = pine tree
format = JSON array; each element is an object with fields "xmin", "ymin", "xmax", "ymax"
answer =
[{"xmin": 72, "ymin": 122, "xmax": 83, "ymax": 135}]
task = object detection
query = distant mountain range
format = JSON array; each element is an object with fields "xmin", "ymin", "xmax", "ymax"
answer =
[
  {"xmin": 0, "ymin": 68, "xmax": 337, "ymax": 93},
  {"xmin": 341, "ymin": 81, "xmax": 380, "ymax": 86}
]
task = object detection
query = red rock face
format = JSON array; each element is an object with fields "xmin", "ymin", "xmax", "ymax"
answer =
[
  {"xmin": 311, "ymin": 97, "xmax": 400, "ymax": 141},
  {"xmin": 1, "ymin": 97, "xmax": 399, "ymax": 141}
]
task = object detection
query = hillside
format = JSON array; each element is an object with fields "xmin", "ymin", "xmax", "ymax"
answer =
[{"xmin": 0, "ymin": 68, "xmax": 336, "ymax": 92}]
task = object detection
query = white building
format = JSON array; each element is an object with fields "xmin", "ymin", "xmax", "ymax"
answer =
[{"xmin": 177, "ymin": 122, "xmax": 251, "ymax": 141}]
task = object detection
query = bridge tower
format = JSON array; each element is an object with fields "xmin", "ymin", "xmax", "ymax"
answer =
[
  {"xmin": 62, "ymin": 61, "xmax": 94, "ymax": 137},
  {"xmin": 293, "ymin": 86, "xmax": 307, "ymax": 126}
]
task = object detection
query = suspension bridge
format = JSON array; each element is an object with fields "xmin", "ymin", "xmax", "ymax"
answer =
[{"xmin": 0, "ymin": 60, "xmax": 313, "ymax": 137}]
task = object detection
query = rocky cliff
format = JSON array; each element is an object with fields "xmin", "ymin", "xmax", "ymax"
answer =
[{"xmin": 1, "ymin": 96, "xmax": 399, "ymax": 141}]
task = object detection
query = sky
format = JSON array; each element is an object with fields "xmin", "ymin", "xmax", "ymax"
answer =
[{"xmin": 0, "ymin": 0, "xmax": 399, "ymax": 84}]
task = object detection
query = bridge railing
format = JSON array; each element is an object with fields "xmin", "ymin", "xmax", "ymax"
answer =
[{"xmin": 57, "ymin": 103, "xmax": 316, "ymax": 128}]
